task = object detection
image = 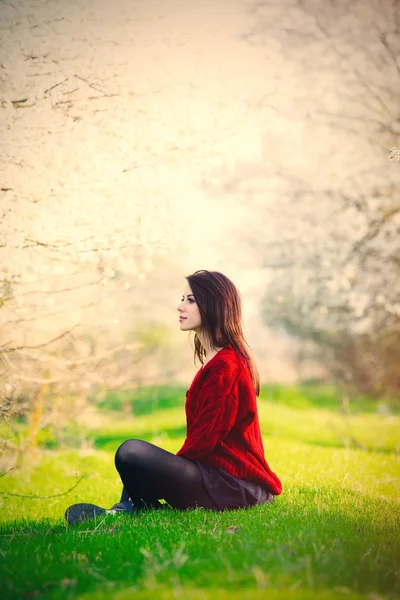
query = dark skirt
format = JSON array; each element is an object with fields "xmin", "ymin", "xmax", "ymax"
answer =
[{"xmin": 195, "ymin": 461, "xmax": 272, "ymax": 511}]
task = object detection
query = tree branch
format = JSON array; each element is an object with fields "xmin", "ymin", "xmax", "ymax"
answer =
[
  {"xmin": 0, "ymin": 475, "xmax": 85, "ymax": 499},
  {"xmin": 1, "ymin": 325, "xmax": 78, "ymax": 354}
]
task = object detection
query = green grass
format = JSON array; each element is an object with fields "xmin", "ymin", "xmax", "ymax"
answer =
[
  {"xmin": 94, "ymin": 383, "xmax": 400, "ymax": 416},
  {"xmin": 0, "ymin": 385, "xmax": 399, "ymax": 600}
]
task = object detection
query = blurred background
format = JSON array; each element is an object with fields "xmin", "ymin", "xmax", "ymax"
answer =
[{"xmin": 1, "ymin": 0, "xmax": 399, "ymax": 462}]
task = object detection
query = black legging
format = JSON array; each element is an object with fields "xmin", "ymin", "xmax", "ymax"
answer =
[{"xmin": 115, "ymin": 439, "xmax": 217, "ymax": 510}]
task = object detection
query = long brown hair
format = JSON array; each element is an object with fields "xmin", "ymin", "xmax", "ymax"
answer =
[{"xmin": 186, "ymin": 270, "xmax": 261, "ymax": 396}]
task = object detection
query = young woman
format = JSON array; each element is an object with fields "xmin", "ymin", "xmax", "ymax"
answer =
[{"xmin": 65, "ymin": 270, "xmax": 282, "ymax": 524}]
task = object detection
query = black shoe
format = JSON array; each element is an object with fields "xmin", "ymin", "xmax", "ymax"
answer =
[
  {"xmin": 64, "ymin": 501, "xmax": 134, "ymax": 525},
  {"xmin": 109, "ymin": 500, "xmax": 135, "ymax": 513}
]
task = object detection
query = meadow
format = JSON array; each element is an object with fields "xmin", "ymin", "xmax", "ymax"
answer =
[{"xmin": 0, "ymin": 384, "xmax": 399, "ymax": 600}]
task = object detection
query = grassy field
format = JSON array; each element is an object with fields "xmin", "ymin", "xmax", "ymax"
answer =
[{"xmin": 0, "ymin": 384, "xmax": 399, "ymax": 600}]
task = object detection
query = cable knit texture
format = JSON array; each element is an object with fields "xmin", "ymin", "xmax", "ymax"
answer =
[{"xmin": 176, "ymin": 345, "xmax": 282, "ymax": 495}]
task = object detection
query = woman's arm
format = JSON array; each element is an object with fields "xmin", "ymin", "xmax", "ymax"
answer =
[{"xmin": 176, "ymin": 361, "xmax": 242, "ymax": 461}]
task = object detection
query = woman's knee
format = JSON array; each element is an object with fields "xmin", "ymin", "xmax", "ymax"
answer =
[{"xmin": 114, "ymin": 438, "xmax": 147, "ymax": 469}]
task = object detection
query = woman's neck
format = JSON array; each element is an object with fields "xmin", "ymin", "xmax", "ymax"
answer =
[
  {"xmin": 203, "ymin": 343, "xmax": 224, "ymax": 358},
  {"xmin": 195, "ymin": 331, "xmax": 225, "ymax": 364},
  {"xmin": 202, "ymin": 346, "xmax": 225, "ymax": 367}
]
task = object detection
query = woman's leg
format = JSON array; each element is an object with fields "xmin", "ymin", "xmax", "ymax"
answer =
[
  {"xmin": 119, "ymin": 486, "xmax": 131, "ymax": 502},
  {"xmin": 64, "ymin": 439, "xmax": 216, "ymax": 525},
  {"xmin": 114, "ymin": 439, "xmax": 217, "ymax": 510}
]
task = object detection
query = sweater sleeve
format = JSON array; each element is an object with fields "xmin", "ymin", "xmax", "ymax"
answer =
[{"xmin": 176, "ymin": 360, "xmax": 242, "ymax": 461}]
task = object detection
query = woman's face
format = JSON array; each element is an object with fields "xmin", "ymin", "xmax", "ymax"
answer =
[{"xmin": 177, "ymin": 283, "xmax": 201, "ymax": 332}]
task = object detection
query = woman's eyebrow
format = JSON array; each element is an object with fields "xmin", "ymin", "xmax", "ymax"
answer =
[{"xmin": 181, "ymin": 294, "xmax": 194, "ymax": 298}]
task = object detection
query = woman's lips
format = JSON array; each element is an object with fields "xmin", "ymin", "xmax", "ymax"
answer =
[{"xmin": 179, "ymin": 317, "xmax": 187, "ymax": 321}]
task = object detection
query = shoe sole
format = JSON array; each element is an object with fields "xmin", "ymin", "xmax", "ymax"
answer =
[{"xmin": 64, "ymin": 503, "xmax": 106, "ymax": 525}]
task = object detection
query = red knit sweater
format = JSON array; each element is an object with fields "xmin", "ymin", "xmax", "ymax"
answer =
[{"xmin": 176, "ymin": 345, "xmax": 282, "ymax": 495}]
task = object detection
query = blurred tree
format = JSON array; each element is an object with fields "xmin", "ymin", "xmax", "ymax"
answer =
[
  {"xmin": 0, "ymin": 194, "xmax": 176, "ymax": 465},
  {"xmin": 204, "ymin": 0, "xmax": 400, "ymax": 397}
]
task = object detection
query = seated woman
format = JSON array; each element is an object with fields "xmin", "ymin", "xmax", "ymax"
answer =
[{"xmin": 65, "ymin": 269, "xmax": 282, "ymax": 524}]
